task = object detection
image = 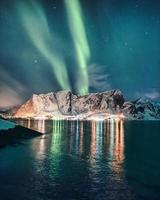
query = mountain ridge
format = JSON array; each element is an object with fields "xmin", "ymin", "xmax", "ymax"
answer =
[{"xmin": 1, "ymin": 90, "xmax": 160, "ymax": 120}]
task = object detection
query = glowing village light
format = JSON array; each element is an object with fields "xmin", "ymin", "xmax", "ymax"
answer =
[{"xmin": 86, "ymin": 113, "xmax": 125, "ymax": 121}]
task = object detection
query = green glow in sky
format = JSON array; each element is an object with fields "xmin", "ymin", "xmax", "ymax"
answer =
[
  {"xmin": 65, "ymin": 0, "xmax": 90, "ymax": 94},
  {"xmin": 16, "ymin": 1, "xmax": 71, "ymax": 90}
]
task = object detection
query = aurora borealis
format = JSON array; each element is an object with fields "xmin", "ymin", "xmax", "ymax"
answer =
[
  {"xmin": 16, "ymin": 0, "xmax": 71, "ymax": 91},
  {"xmin": 65, "ymin": 0, "xmax": 90, "ymax": 94},
  {"xmin": 0, "ymin": 0, "xmax": 160, "ymax": 108}
]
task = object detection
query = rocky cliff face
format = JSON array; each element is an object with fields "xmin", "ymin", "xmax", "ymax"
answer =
[
  {"xmin": 4, "ymin": 90, "xmax": 160, "ymax": 120},
  {"xmin": 131, "ymin": 98, "xmax": 160, "ymax": 120},
  {"xmin": 14, "ymin": 92, "xmax": 60, "ymax": 117}
]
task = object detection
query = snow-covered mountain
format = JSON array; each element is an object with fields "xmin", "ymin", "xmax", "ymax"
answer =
[{"xmin": 1, "ymin": 90, "xmax": 160, "ymax": 120}]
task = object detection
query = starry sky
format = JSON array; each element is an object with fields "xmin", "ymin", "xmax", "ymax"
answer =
[{"xmin": 0, "ymin": 0, "xmax": 160, "ymax": 109}]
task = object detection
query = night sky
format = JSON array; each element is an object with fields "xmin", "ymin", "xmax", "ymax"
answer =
[{"xmin": 0, "ymin": 0, "xmax": 160, "ymax": 109}]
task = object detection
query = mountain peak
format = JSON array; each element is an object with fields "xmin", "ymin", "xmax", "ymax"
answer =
[{"xmin": 1, "ymin": 90, "xmax": 160, "ymax": 120}]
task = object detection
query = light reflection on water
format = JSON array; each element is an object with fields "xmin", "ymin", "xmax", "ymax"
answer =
[
  {"xmin": 9, "ymin": 119, "xmax": 160, "ymax": 200},
  {"xmin": 14, "ymin": 119, "xmax": 125, "ymax": 180}
]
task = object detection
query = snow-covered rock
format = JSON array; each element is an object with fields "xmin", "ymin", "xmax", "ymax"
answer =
[
  {"xmin": 1, "ymin": 90, "xmax": 160, "ymax": 120},
  {"xmin": 132, "ymin": 98, "xmax": 160, "ymax": 120}
]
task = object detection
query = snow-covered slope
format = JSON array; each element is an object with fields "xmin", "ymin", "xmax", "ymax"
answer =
[{"xmin": 1, "ymin": 90, "xmax": 160, "ymax": 120}]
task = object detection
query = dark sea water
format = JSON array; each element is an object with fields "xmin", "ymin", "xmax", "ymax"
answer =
[{"xmin": 0, "ymin": 119, "xmax": 160, "ymax": 200}]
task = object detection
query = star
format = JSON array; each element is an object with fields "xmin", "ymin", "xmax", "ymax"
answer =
[
  {"xmin": 135, "ymin": 4, "xmax": 139, "ymax": 8},
  {"xmin": 34, "ymin": 59, "xmax": 38, "ymax": 64},
  {"xmin": 144, "ymin": 31, "xmax": 149, "ymax": 36},
  {"xmin": 124, "ymin": 42, "xmax": 128, "ymax": 46}
]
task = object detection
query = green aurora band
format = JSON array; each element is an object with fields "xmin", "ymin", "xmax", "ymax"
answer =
[
  {"xmin": 65, "ymin": 0, "xmax": 90, "ymax": 94},
  {"xmin": 16, "ymin": 0, "xmax": 71, "ymax": 90}
]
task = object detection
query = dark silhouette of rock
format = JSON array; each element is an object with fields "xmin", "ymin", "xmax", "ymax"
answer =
[{"xmin": 0, "ymin": 123, "xmax": 41, "ymax": 148}]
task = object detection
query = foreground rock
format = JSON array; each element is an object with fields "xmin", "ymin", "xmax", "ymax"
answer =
[
  {"xmin": 0, "ymin": 119, "xmax": 41, "ymax": 148},
  {"xmin": 1, "ymin": 90, "xmax": 160, "ymax": 120}
]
